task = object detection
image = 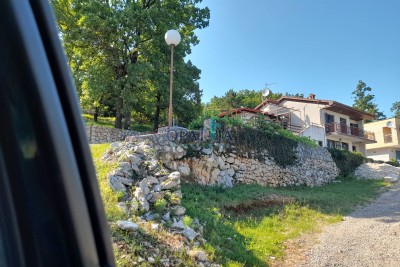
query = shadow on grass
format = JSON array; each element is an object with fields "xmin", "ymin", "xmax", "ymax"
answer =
[
  {"xmin": 182, "ymin": 185, "xmax": 272, "ymax": 267},
  {"xmin": 181, "ymin": 178, "xmax": 386, "ymax": 266}
]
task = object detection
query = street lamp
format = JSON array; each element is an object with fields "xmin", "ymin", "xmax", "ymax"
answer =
[{"xmin": 165, "ymin": 29, "xmax": 181, "ymax": 127}]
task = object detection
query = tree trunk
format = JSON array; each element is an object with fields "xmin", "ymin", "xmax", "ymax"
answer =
[
  {"xmin": 123, "ymin": 112, "xmax": 131, "ymax": 130},
  {"xmin": 94, "ymin": 107, "xmax": 99, "ymax": 122},
  {"xmin": 153, "ymin": 92, "xmax": 161, "ymax": 132},
  {"xmin": 114, "ymin": 97, "xmax": 123, "ymax": 129}
]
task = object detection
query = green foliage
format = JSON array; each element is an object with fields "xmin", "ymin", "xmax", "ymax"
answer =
[
  {"xmin": 328, "ymin": 148, "xmax": 365, "ymax": 177},
  {"xmin": 183, "ymin": 215, "xmax": 194, "ymax": 227},
  {"xmin": 51, "ymin": 0, "xmax": 210, "ymax": 128},
  {"xmin": 154, "ymin": 199, "xmax": 168, "ymax": 214},
  {"xmin": 352, "ymin": 80, "xmax": 386, "ymax": 120},
  {"xmin": 386, "ymin": 158, "xmax": 400, "ymax": 167},
  {"xmin": 90, "ymin": 144, "xmax": 125, "ymax": 221},
  {"xmin": 214, "ymin": 116, "xmax": 316, "ymax": 167},
  {"xmin": 181, "ymin": 179, "xmax": 386, "ymax": 266},
  {"xmin": 391, "ymin": 101, "xmax": 400, "ymax": 118}
]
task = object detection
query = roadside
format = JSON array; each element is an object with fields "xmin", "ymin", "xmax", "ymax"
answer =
[{"xmin": 274, "ymin": 181, "xmax": 400, "ymax": 267}]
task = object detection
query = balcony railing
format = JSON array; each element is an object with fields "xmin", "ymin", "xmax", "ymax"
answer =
[
  {"xmin": 384, "ymin": 134, "xmax": 392, "ymax": 143},
  {"xmin": 325, "ymin": 123, "xmax": 375, "ymax": 141}
]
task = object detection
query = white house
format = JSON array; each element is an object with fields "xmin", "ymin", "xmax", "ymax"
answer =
[{"xmin": 254, "ymin": 94, "xmax": 376, "ymax": 155}]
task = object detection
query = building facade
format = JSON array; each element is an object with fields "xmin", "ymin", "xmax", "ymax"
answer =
[
  {"xmin": 255, "ymin": 94, "xmax": 376, "ymax": 155},
  {"xmin": 364, "ymin": 118, "xmax": 400, "ymax": 162}
]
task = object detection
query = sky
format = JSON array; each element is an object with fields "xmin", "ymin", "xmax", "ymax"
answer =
[{"xmin": 187, "ymin": 0, "xmax": 400, "ymax": 117}]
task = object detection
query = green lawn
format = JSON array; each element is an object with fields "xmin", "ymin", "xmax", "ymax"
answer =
[
  {"xmin": 83, "ymin": 114, "xmax": 153, "ymax": 132},
  {"xmin": 90, "ymin": 144, "xmax": 387, "ymax": 267},
  {"xmin": 181, "ymin": 179, "xmax": 387, "ymax": 266}
]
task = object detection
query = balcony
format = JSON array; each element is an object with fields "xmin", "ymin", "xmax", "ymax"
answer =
[{"xmin": 325, "ymin": 123, "xmax": 375, "ymax": 141}]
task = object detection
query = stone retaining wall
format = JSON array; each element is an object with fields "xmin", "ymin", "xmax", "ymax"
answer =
[
  {"xmin": 125, "ymin": 133, "xmax": 339, "ymax": 187},
  {"xmin": 86, "ymin": 125, "xmax": 141, "ymax": 144}
]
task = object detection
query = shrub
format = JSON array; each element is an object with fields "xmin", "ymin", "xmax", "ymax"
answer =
[
  {"xmin": 386, "ymin": 158, "xmax": 400, "ymax": 167},
  {"xmin": 328, "ymin": 148, "xmax": 365, "ymax": 177},
  {"xmin": 154, "ymin": 198, "xmax": 168, "ymax": 214}
]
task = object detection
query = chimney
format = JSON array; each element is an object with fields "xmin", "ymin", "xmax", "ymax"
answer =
[{"xmin": 309, "ymin": 93, "xmax": 316, "ymax": 100}]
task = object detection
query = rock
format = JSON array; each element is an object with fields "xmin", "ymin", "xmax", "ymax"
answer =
[
  {"xmin": 146, "ymin": 159, "xmax": 159, "ymax": 171},
  {"xmin": 138, "ymin": 179, "xmax": 150, "ymax": 195},
  {"xmin": 148, "ymin": 257, "xmax": 155, "ymax": 263},
  {"xmin": 226, "ymin": 168, "xmax": 235, "ymax": 176},
  {"xmin": 108, "ymin": 175, "xmax": 126, "ymax": 192},
  {"xmin": 116, "ymin": 220, "xmax": 139, "ymax": 231},
  {"xmin": 226, "ymin": 157, "xmax": 235, "ymax": 164},
  {"xmin": 161, "ymin": 172, "xmax": 181, "ymax": 190},
  {"xmin": 171, "ymin": 219, "xmax": 185, "ymax": 230},
  {"xmin": 151, "ymin": 223, "xmax": 160, "ymax": 231},
  {"xmin": 138, "ymin": 197, "xmax": 149, "ymax": 212},
  {"xmin": 117, "ymin": 202, "xmax": 128, "ymax": 214},
  {"xmin": 189, "ymin": 250, "xmax": 207, "ymax": 262},
  {"xmin": 119, "ymin": 177, "xmax": 133, "ymax": 185},
  {"xmin": 178, "ymin": 163, "xmax": 191, "ymax": 176},
  {"xmin": 183, "ymin": 226, "xmax": 198, "ymax": 241},
  {"xmin": 202, "ymin": 148, "xmax": 212, "ymax": 155},
  {"xmin": 162, "ymin": 212, "xmax": 171, "ymax": 221},
  {"xmin": 146, "ymin": 176, "xmax": 159, "ymax": 185},
  {"xmin": 148, "ymin": 191, "xmax": 166, "ymax": 203},
  {"xmin": 170, "ymin": 205, "xmax": 186, "ymax": 216},
  {"xmin": 170, "ymin": 190, "xmax": 182, "ymax": 205}
]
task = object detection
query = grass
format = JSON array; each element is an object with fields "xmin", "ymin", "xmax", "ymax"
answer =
[
  {"xmin": 181, "ymin": 179, "xmax": 387, "ymax": 266},
  {"xmin": 91, "ymin": 144, "xmax": 196, "ymax": 267},
  {"xmin": 83, "ymin": 114, "xmax": 153, "ymax": 132},
  {"xmin": 90, "ymin": 144, "xmax": 387, "ymax": 267},
  {"xmin": 91, "ymin": 143, "xmax": 126, "ymax": 221}
]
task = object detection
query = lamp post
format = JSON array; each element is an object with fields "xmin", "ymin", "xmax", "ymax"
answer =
[{"xmin": 165, "ymin": 29, "xmax": 181, "ymax": 127}]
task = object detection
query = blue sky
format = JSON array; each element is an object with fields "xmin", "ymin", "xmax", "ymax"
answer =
[{"xmin": 187, "ymin": 0, "xmax": 400, "ymax": 117}]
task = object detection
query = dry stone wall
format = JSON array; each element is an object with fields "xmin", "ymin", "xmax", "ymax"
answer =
[
  {"xmin": 125, "ymin": 132, "xmax": 339, "ymax": 187},
  {"xmin": 86, "ymin": 125, "xmax": 141, "ymax": 144}
]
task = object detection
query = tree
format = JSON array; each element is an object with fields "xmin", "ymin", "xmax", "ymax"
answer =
[
  {"xmin": 352, "ymin": 80, "xmax": 386, "ymax": 120},
  {"xmin": 391, "ymin": 101, "xmax": 400, "ymax": 118},
  {"xmin": 51, "ymin": 0, "xmax": 209, "ymax": 129}
]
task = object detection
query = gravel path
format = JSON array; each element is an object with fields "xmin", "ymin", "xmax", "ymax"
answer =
[{"xmin": 300, "ymin": 182, "xmax": 400, "ymax": 267}]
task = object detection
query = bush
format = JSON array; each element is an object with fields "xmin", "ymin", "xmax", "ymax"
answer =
[
  {"xmin": 328, "ymin": 148, "xmax": 365, "ymax": 177},
  {"xmin": 154, "ymin": 198, "xmax": 168, "ymax": 214},
  {"xmin": 386, "ymin": 158, "xmax": 400, "ymax": 167}
]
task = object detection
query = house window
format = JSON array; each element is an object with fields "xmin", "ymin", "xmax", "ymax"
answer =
[
  {"xmin": 318, "ymin": 141, "xmax": 323, "ymax": 147},
  {"xmin": 339, "ymin": 118, "xmax": 347, "ymax": 134},
  {"xmin": 352, "ymin": 146, "xmax": 357, "ymax": 152},
  {"xmin": 350, "ymin": 123, "xmax": 359, "ymax": 136},
  {"xmin": 325, "ymin": 114, "xmax": 334, "ymax": 124},
  {"xmin": 341, "ymin": 142, "xmax": 349, "ymax": 151},
  {"xmin": 383, "ymin": 127, "xmax": 392, "ymax": 143},
  {"xmin": 327, "ymin": 140, "xmax": 341, "ymax": 149}
]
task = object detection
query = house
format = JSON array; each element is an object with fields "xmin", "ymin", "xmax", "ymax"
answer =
[
  {"xmin": 217, "ymin": 107, "xmax": 273, "ymax": 123},
  {"xmin": 254, "ymin": 94, "xmax": 376, "ymax": 155},
  {"xmin": 364, "ymin": 118, "xmax": 400, "ymax": 162}
]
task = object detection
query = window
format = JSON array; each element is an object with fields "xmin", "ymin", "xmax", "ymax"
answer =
[
  {"xmin": 383, "ymin": 127, "xmax": 392, "ymax": 143},
  {"xmin": 341, "ymin": 142, "xmax": 349, "ymax": 150},
  {"xmin": 325, "ymin": 114, "xmax": 334, "ymax": 124},
  {"xmin": 318, "ymin": 141, "xmax": 323, "ymax": 147},
  {"xmin": 352, "ymin": 146, "xmax": 357, "ymax": 152}
]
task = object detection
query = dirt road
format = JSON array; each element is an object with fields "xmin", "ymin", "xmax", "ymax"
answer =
[{"xmin": 298, "ymin": 182, "xmax": 400, "ymax": 267}]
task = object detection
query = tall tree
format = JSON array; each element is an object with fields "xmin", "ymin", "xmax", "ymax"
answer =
[
  {"xmin": 51, "ymin": 0, "xmax": 209, "ymax": 128},
  {"xmin": 352, "ymin": 80, "xmax": 386, "ymax": 120},
  {"xmin": 391, "ymin": 101, "xmax": 400, "ymax": 118}
]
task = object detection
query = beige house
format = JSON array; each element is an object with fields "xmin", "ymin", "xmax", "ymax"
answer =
[
  {"xmin": 254, "ymin": 94, "xmax": 376, "ymax": 155},
  {"xmin": 364, "ymin": 118, "xmax": 400, "ymax": 162}
]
